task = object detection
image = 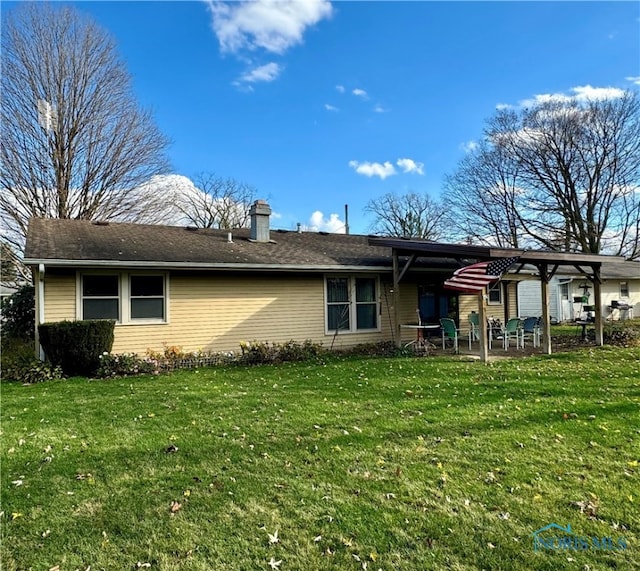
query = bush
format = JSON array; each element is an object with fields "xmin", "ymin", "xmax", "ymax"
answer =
[
  {"xmin": 96, "ymin": 352, "xmax": 158, "ymax": 378},
  {"xmin": 238, "ymin": 339, "xmax": 325, "ymax": 365},
  {"xmin": 337, "ymin": 340, "xmax": 414, "ymax": 358},
  {"xmin": 1, "ymin": 338, "xmax": 63, "ymax": 383},
  {"xmin": 3, "ymin": 356, "xmax": 63, "ymax": 384},
  {"xmin": 603, "ymin": 322, "xmax": 640, "ymax": 347},
  {"xmin": 0, "ymin": 285, "xmax": 35, "ymax": 339},
  {"xmin": 38, "ymin": 320, "xmax": 115, "ymax": 377}
]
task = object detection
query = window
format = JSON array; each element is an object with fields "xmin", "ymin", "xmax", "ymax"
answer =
[
  {"xmin": 130, "ymin": 275, "xmax": 165, "ymax": 320},
  {"xmin": 327, "ymin": 277, "xmax": 350, "ymax": 331},
  {"xmin": 620, "ymin": 281, "xmax": 629, "ymax": 298},
  {"xmin": 79, "ymin": 273, "xmax": 167, "ymax": 324},
  {"xmin": 355, "ymin": 278, "xmax": 377, "ymax": 329},
  {"xmin": 488, "ymin": 282, "xmax": 502, "ymax": 304},
  {"xmin": 326, "ymin": 276, "xmax": 379, "ymax": 333},
  {"xmin": 82, "ymin": 275, "xmax": 119, "ymax": 320}
]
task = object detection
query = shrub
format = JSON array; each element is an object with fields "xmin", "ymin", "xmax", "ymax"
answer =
[
  {"xmin": 1, "ymin": 338, "xmax": 63, "ymax": 383},
  {"xmin": 337, "ymin": 340, "xmax": 414, "ymax": 358},
  {"xmin": 238, "ymin": 339, "xmax": 325, "ymax": 365},
  {"xmin": 3, "ymin": 356, "xmax": 63, "ymax": 384},
  {"xmin": 96, "ymin": 352, "xmax": 158, "ymax": 378},
  {"xmin": 603, "ymin": 322, "xmax": 640, "ymax": 347},
  {"xmin": 38, "ymin": 320, "xmax": 115, "ymax": 377},
  {"xmin": 0, "ymin": 285, "xmax": 35, "ymax": 339}
]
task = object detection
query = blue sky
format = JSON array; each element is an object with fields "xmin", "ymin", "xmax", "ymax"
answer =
[{"xmin": 11, "ymin": 1, "xmax": 640, "ymax": 233}]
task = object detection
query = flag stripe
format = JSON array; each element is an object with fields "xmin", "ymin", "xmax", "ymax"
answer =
[{"xmin": 443, "ymin": 256, "xmax": 519, "ymax": 293}]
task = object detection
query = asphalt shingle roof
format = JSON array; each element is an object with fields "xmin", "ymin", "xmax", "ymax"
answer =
[{"xmin": 24, "ymin": 218, "xmax": 446, "ymax": 269}]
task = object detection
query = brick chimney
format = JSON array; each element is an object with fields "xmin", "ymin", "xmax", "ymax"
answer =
[{"xmin": 249, "ymin": 199, "xmax": 271, "ymax": 242}]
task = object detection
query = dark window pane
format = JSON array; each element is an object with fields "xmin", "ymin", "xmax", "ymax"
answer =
[
  {"xmin": 131, "ymin": 298, "xmax": 164, "ymax": 319},
  {"xmin": 328, "ymin": 304, "xmax": 349, "ymax": 330},
  {"xmin": 83, "ymin": 275, "xmax": 118, "ymax": 297},
  {"xmin": 355, "ymin": 278, "xmax": 375, "ymax": 302},
  {"xmin": 327, "ymin": 278, "xmax": 349, "ymax": 303},
  {"xmin": 356, "ymin": 304, "xmax": 377, "ymax": 329},
  {"xmin": 83, "ymin": 299, "xmax": 119, "ymax": 320},
  {"xmin": 131, "ymin": 275, "xmax": 163, "ymax": 297},
  {"xmin": 489, "ymin": 284, "xmax": 501, "ymax": 303}
]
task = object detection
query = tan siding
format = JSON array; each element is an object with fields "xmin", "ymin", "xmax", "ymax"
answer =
[
  {"xmin": 39, "ymin": 271, "xmax": 424, "ymax": 355},
  {"xmin": 44, "ymin": 274, "xmax": 76, "ymax": 322},
  {"xmin": 109, "ymin": 274, "xmax": 419, "ymax": 355}
]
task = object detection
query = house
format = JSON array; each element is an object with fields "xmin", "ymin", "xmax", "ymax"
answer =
[
  {"xmin": 28, "ymin": 201, "xmax": 519, "ymax": 356},
  {"xmin": 24, "ymin": 201, "xmax": 628, "ymax": 358},
  {"xmin": 517, "ymin": 262, "xmax": 640, "ymax": 322}
]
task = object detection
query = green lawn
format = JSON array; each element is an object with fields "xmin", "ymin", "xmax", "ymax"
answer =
[{"xmin": 2, "ymin": 347, "xmax": 639, "ymax": 570}]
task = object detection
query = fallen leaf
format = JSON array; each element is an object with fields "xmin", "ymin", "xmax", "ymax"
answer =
[
  {"xmin": 170, "ymin": 501, "xmax": 182, "ymax": 514},
  {"xmin": 268, "ymin": 529, "xmax": 279, "ymax": 544},
  {"xmin": 268, "ymin": 558, "xmax": 282, "ymax": 570}
]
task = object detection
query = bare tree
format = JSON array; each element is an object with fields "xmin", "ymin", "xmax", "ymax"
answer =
[
  {"xmin": 442, "ymin": 140, "xmax": 524, "ymax": 248},
  {"xmin": 174, "ymin": 173, "xmax": 257, "ymax": 229},
  {"xmin": 445, "ymin": 91, "xmax": 640, "ymax": 258},
  {"xmin": 365, "ymin": 192, "xmax": 445, "ymax": 239},
  {"xmin": 0, "ymin": 3, "xmax": 170, "ymax": 248}
]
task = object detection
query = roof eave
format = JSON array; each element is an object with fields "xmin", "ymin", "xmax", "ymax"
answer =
[{"xmin": 23, "ymin": 258, "xmax": 394, "ymax": 273}]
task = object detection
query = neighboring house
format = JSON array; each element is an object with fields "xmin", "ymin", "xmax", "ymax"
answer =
[
  {"xmin": 0, "ymin": 282, "xmax": 20, "ymax": 302},
  {"xmin": 23, "ymin": 201, "xmax": 522, "ymax": 356},
  {"xmin": 518, "ymin": 262, "xmax": 640, "ymax": 322}
]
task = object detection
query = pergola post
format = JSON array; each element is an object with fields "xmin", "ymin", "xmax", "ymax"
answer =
[
  {"xmin": 592, "ymin": 265, "xmax": 603, "ymax": 346},
  {"xmin": 538, "ymin": 264, "xmax": 552, "ymax": 355},
  {"xmin": 478, "ymin": 289, "xmax": 489, "ymax": 363},
  {"xmin": 392, "ymin": 250, "xmax": 401, "ymax": 348}
]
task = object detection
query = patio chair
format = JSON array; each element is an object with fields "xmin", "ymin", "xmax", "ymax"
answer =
[
  {"xmin": 502, "ymin": 318, "xmax": 523, "ymax": 350},
  {"xmin": 468, "ymin": 312, "xmax": 480, "ymax": 349},
  {"xmin": 522, "ymin": 316, "xmax": 541, "ymax": 348},
  {"xmin": 440, "ymin": 318, "xmax": 462, "ymax": 352}
]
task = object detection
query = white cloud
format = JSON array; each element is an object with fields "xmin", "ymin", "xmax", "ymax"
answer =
[
  {"xmin": 236, "ymin": 62, "xmax": 282, "ymax": 84},
  {"xmin": 626, "ymin": 76, "xmax": 640, "ymax": 86},
  {"xmin": 324, "ymin": 103, "xmax": 339, "ymax": 112},
  {"xmin": 348, "ymin": 160, "xmax": 396, "ymax": 180},
  {"xmin": 520, "ymin": 85, "xmax": 626, "ymax": 107},
  {"xmin": 495, "ymin": 103, "xmax": 512, "ymax": 111},
  {"xmin": 352, "ymin": 88, "xmax": 368, "ymax": 99},
  {"xmin": 307, "ymin": 210, "xmax": 346, "ymax": 233},
  {"xmin": 460, "ymin": 140, "xmax": 479, "ymax": 153},
  {"xmin": 207, "ymin": 0, "xmax": 333, "ymax": 55},
  {"xmin": 373, "ymin": 104, "xmax": 387, "ymax": 113},
  {"xmin": 335, "ymin": 84, "xmax": 345, "ymax": 93},
  {"xmin": 396, "ymin": 158, "xmax": 424, "ymax": 175}
]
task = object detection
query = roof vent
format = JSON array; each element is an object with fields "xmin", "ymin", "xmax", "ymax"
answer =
[
  {"xmin": 93, "ymin": 220, "xmax": 109, "ymax": 226},
  {"xmin": 297, "ymin": 223, "xmax": 302, "ymax": 234},
  {"xmin": 185, "ymin": 226, "xmax": 198, "ymax": 231}
]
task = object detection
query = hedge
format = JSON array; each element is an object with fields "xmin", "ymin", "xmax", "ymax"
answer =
[{"xmin": 38, "ymin": 320, "xmax": 115, "ymax": 377}]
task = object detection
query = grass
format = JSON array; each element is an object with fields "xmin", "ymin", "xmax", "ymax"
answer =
[{"xmin": 1, "ymin": 346, "xmax": 639, "ymax": 570}]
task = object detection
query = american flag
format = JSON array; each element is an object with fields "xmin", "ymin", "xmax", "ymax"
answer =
[{"xmin": 443, "ymin": 256, "xmax": 520, "ymax": 293}]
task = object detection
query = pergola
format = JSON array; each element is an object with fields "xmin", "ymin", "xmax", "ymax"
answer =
[{"xmin": 368, "ymin": 238, "xmax": 627, "ymax": 362}]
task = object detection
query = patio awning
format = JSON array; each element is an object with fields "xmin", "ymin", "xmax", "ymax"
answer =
[{"xmin": 368, "ymin": 238, "xmax": 627, "ymax": 362}]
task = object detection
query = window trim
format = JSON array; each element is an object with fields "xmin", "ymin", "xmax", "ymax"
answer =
[
  {"xmin": 80, "ymin": 273, "xmax": 121, "ymax": 323},
  {"xmin": 487, "ymin": 282, "xmax": 502, "ymax": 305},
  {"xmin": 324, "ymin": 274, "xmax": 381, "ymax": 335},
  {"xmin": 76, "ymin": 272, "xmax": 169, "ymax": 325},
  {"xmin": 620, "ymin": 281, "xmax": 629, "ymax": 298}
]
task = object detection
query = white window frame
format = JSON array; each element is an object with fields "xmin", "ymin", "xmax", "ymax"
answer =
[
  {"xmin": 487, "ymin": 282, "xmax": 502, "ymax": 305},
  {"xmin": 324, "ymin": 275, "xmax": 381, "ymax": 335},
  {"xmin": 79, "ymin": 273, "xmax": 121, "ymax": 323},
  {"xmin": 620, "ymin": 281, "xmax": 629, "ymax": 298},
  {"xmin": 76, "ymin": 272, "xmax": 169, "ymax": 325}
]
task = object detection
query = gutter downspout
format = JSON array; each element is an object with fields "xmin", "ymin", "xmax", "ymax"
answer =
[{"xmin": 36, "ymin": 263, "xmax": 45, "ymax": 359}]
